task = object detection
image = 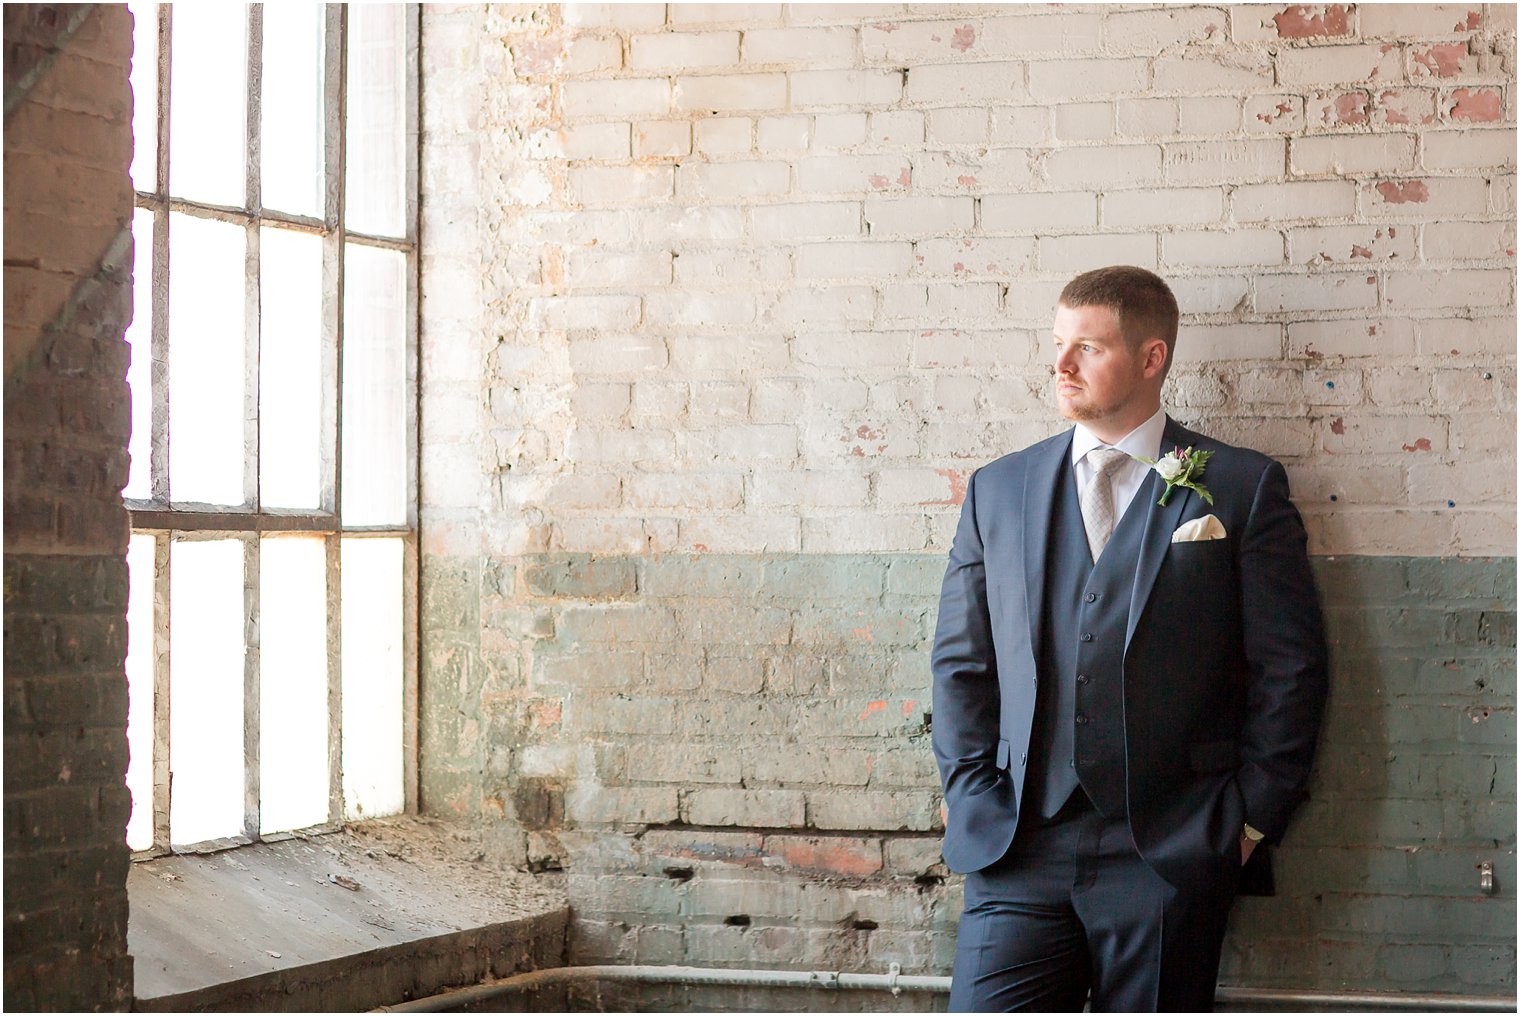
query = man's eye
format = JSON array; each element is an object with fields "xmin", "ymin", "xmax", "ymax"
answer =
[{"xmin": 1082, "ymin": 344, "xmax": 1095, "ymax": 353}]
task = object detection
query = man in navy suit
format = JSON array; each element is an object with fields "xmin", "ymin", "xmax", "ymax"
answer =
[{"xmin": 931, "ymin": 266, "xmax": 1327, "ymax": 1011}]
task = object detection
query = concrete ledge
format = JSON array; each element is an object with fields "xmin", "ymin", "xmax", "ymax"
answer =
[{"xmin": 128, "ymin": 817, "xmax": 568, "ymax": 1012}]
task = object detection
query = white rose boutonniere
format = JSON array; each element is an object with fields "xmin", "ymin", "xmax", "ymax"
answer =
[{"xmin": 1138, "ymin": 445, "xmax": 1214, "ymax": 507}]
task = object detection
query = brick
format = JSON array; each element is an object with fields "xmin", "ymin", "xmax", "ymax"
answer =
[
  {"xmin": 1277, "ymin": 43, "xmax": 1405, "ymax": 86},
  {"xmin": 796, "ymin": 154, "xmax": 912, "ymax": 194},
  {"xmin": 982, "ymin": 192, "xmax": 1097, "ymax": 232},
  {"xmin": 1115, "ymin": 97, "xmax": 1179, "ymax": 137},
  {"xmin": 755, "ymin": 115, "xmax": 809, "ymax": 152},
  {"xmin": 1103, "ymin": 7, "xmax": 1228, "ymax": 53},
  {"xmin": 675, "ymin": 161, "xmax": 789, "ymax": 200},
  {"xmin": 1255, "ymin": 273, "xmax": 1379, "ymax": 313},
  {"xmin": 1359, "ymin": 4, "xmax": 1483, "ymax": 37},
  {"xmin": 915, "ymin": 238, "xmax": 1034, "ymax": 278},
  {"xmin": 791, "ymin": 69, "xmax": 903, "ymax": 108},
  {"xmin": 1291, "ymin": 134, "xmax": 1417, "ymax": 175},
  {"xmin": 1152, "ymin": 50, "xmax": 1270, "ymax": 93},
  {"xmin": 1364, "ymin": 177, "xmax": 1489, "ymax": 218},
  {"xmin": 1040, "ymin": 144, "xmax": 1162, "ymax": 188},
  {"xmin": 742, "ymin": 26, "xmax": 856, "ymax": 64},
  {"xmin": 1373, "ymin": 86, "xmax": 1439, "ymax": 127},
  {"xmin": 904, "ymin": 62, "xmax": 1027, "ymax": 104},
  {"xmin": 762, "ymin": 834, "xmax": 882, "ymax": 876},
  {"xmin": 977, "ymin": 14, "xmax": 1105, "ymax": 57},
  {"xmin": 1039, "ymin": 232, "xmax": 1157, "ymax": 272},
  {"xmin": 692, "ymin": 117, "xmax": 752, "ymax": 155},
  {"xmin": 990, "ymin": 106, "xmax": 1051, "ymax": 145},
  {"xmin": 628, "ymin": 31, "xmax": 740, "ymax": 71},
  {"xmin": 673, "ymin": 73, "xmax": 787, "ymax": 112},
  {"xmin": 1053, "ymin": 102, "xmax": 1114, "ymax": 142},
  {"xmin": 809, "ymin": 111, "xmax": 869, "ymax": 150},
  {"xmin": 927, "ymin": 106, "xmax": 990, "ymax": 144},
  {"xmin": 1165, "ymin": 139, "xmax": 1284, "ymax": 184},
  {"xmin": 567, "ymin": 334, "xmax": 667, "ymax": 371},
  {"xmin": 808, "ymin": 790, "xmax": 937, "ymax": 831},
  {"xmin": 1289, "ymin": 318, "xmax": 1417, "ymax": 358},
  {"xmin": 795, "ymin": 241, "xmax": 914, "ymax": 280},
  {"xmin": 561, "ymin": 4, "xmax": 666, "ymax": 30},
  {"xmin": 1172, "ymin": 323, "xmax": 1283, "ymax": 362},
  {"xmin": 1287, "ymin": 224, "xmax": 1416, "ymax": 265},
  {"xmin": 1028, "ymin": 58, "xmax": 1147, "ymax": 102},
  {"xmin": 633, "ymin": 121, "xmax": 691, "ymax": 159},
  {"xmin": 1415, "ymin": 315, "xmax": 1516, "ymax": 356},
  {"xmin": 749, "ymin": 471, "xmax": 870, "ymax": 509},
  {"xmin": 566, "ymin": 164, "xmax": 673, "ymax": 205},
  {"xmin": 870, "ymin": 109, "xmax": 924, "ymax": 145},
  {"xmin": 1232, "ymin": 180, "xmax": 1357, "ymax": 221},
  {"xmin": 864, "ymin": 196, "xmax": 974, "ymax": 236},
  {"xmin": 1423, "ymin": 221, "xmax": 1514, "ymax": 261},
  {"xmin": 1163, "ymin": 228, "xmax": 1283, "ymax": 268},
  {"xmin": 1245, "ymin": 94, "xmax": 1307, "ymax": 134},
  {"xmin": 1104, "ymin": 187, "xmax": 1224, "ymax": 227},
  {"xmin": 1320, "ymin": 415, "xmax": 1448, "ymax": 455},
  {"xmin": 561, "ymin": 78, "xmax": 671, "ymax": 119},
  {"xmin": 686, "ymin": 788, "xmax": 805, "ymax": 827},
  {"xmin": 564, "ymin": 249, "xmax": 673, "ymax": 288},
  {"xmin": 669, "ymin": 4, "xmax": 783, "ymax": 25},
  {"xmin": 1159, "ymin": 100, "xmax": 1232, "ymax": 139},
  {"xmin": 1383, "ymin": 269, "xmax": 1513, "ymax": 311},
  {"xmin": 860, "ymin": 20, "xmax": 983, "ymax": 63},
  {"xmin": 1421, "ymin": 128, "xmax": 1516, "ymax": 170}
]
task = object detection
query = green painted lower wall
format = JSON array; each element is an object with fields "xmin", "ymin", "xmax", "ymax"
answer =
[{"xmin": 419, "ymin": 553, "xmax": 1516, "ymax": 995}]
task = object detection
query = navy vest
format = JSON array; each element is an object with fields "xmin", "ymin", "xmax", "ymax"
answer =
[{"xmin": 1027, "ymin": 457, "xmax": 1149, "ymax": 819}]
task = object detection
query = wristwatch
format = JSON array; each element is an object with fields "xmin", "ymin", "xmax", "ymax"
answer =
[{"xmin": 1242, "ymin": 823, "xmax": 1265, "ymax": 843}]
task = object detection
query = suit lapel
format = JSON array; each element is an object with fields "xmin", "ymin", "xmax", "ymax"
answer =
[
  {"xmin": 1125, "ymin": 417, "xmax": 1200, "ymax": 651},
  {"xmin": 1023, "ymin": 429, "xmax": 1074, "ymax": 665}
]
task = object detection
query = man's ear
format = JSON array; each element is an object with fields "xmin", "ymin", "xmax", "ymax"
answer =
[{"xmin": 1141, "ymin": 338, "xmax": 1168, "ymax": 378}]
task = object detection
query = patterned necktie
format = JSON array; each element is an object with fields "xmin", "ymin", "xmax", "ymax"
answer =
[{"xmin": 1080, "ymin": 447, "xmax": 1132, "ymax": 563}]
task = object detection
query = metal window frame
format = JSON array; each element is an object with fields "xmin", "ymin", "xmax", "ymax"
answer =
[{"xmin": 127, "ymin": 2, "xmax": 420, "ymax": 858}]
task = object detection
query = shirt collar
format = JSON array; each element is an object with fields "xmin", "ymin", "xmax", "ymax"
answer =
[{"xmin": 1071, "ymin": 406, "xmax": 1168, "ymax": 465}]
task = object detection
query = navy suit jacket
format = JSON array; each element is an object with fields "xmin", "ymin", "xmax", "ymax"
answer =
[{"xmin": 931, "ymin": 416, "xmax": 1328, "ymax": 888}]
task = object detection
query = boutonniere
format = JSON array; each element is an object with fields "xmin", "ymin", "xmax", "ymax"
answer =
[{"xmin": 1138, "ymin": 445, "xmax": 1214, "ymax": 507}]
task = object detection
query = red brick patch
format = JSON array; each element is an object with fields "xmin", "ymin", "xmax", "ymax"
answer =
[
  {"xmin": 764, "ymin": 834, "xmax": 883, "ymax": 876},
  {"xmin": 1273, "ymin": 5, "xmax": 1351, "ymax": 38}
]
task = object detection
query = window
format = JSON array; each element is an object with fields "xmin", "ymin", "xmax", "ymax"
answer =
[{"xmin": 124, "ymin": 4, "xmax": 418, "ymax": 853}]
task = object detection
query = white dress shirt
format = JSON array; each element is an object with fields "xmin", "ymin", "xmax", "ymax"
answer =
[{"xmin": 1070, "ymin": 407, "xmax": 1168, "ymax": 523}]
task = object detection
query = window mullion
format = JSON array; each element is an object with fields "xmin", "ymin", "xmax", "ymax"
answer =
[
  {"xmin": 326, "ymin": 534, "xmax": 343, "ymax": 825},
  {"xmin": 246, "ymin": 5, "xmax": 263, "ymax": 513},
  {"xmin": 324, "ymin": 3, "xmax": 345, "ymax": 522},
  {"xmin": 151, "ymin": 4, "xmax": 171, "ymax": 507},
  {"xmin": 401, "ymin": 2, "xmax": 421, "ymax": 815},
  {"xmin": 243, "ymin": 534, "xmax": 262, "ymax": 839},
  {"xmin": 152, "ymin": 532, "xmax": 171, "ymax": 852}
]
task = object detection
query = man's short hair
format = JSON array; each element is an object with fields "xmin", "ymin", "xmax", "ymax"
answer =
[{"xmin": 1059, "ymin": 266, "xmax": 1180, "ymax": 375}]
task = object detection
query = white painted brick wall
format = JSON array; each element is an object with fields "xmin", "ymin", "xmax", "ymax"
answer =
[{"xmin": 423, "ymin": 2, "xmax": 1517, "ymax": 566}]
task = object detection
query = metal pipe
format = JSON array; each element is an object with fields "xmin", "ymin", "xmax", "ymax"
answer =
[{"xmin": 376, "ymin": 963, "xmax": 1517, "ymax": 1013}]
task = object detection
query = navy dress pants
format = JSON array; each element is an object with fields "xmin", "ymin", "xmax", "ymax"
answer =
[{"xmin": 948, "ymin": 794, "xmax": 1238, "ymax": 1013}]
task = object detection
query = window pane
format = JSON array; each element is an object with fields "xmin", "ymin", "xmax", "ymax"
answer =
[
  {"xmin": 168, "ymin": 212, "xmax": 246, "ymax": 505},
  {"xmin": 341, "ymin": 245, "xmax": 406, "ymax": 525},
  {"xmin": 125, "ymin": 208, "xmax": 154, "ymax": 500},
  {"xmin": 259, "ymin": 537, "xmax": 329, "ymax": 834},
  {"xmin": 261, "ymin": 5, "xmax": 324, "ymax": 217},
  {"xmin": 129, "ymin": 2, "xmax": 158, "ymax": 193},
  {"xmin": 259, "ymin": 228, "xmax": 322, "ymax": 509},
  {"xmin": 168, "ymin": 3, "xmax": 247, "ymax": 207},
  {"xmin": 126, "ymin": 534, "xmax": 156, "ymax": 851},
  {"xmin": 341, "ymin": 537, "xmax": 403, "ymax": 820},
  {"xmin": 169, "ymin": 539, "xmax": 245, "ymax": 846},
  {"xmin": 345, "ymin": 4, "xmax": 405, "ymax": 237}
]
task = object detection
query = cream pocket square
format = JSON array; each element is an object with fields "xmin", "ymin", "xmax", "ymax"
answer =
[{"xmin": 1171, "ymin": 514, "xmax": 1228, "ymax": 543}]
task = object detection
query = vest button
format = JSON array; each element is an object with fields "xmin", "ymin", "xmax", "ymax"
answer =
[
  {"xmin": 1077, "ymin": 674, "xmax": 1090, "ymax": 685},
  {"xmin": 1075, "ymin": 713, "xmax": 1090, "ymax": 725},
  {"xmin": 1081, "ymin": 632, "xmax": 1094, "ymax": 642},
  {"xmin": 1085, "ymin": 592, "xmax": 1097, "ymax": 603}
]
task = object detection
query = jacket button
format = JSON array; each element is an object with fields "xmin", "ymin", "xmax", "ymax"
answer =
[
  {"xmin": 1081, "ymin": 632, "xmax": 1093, "ymax": 642},
  {"xmin": 1075, "ymin": 713, "xmax": 1090, "ymax": 725},
  {"xmin": 1085, "ymin": 592, "xmax": 1097, "ymax": 603},
  {"xmin": 1077, "ymin": 674, "xmax": 1090, "ymax": 685},
  {"xmin": 1019, "ymin": 753, "xmax": 1027, "ymax": 766}
]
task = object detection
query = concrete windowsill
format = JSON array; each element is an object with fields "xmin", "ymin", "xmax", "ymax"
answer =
[{"xmin": 127, "ymin": 816, "xmax": 568, "ymax": 1011}]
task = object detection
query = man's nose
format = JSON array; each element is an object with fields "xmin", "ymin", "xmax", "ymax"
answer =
[{"xmin": 1055, "ymin": 347, "xmax": 1076, "ymax": 373}]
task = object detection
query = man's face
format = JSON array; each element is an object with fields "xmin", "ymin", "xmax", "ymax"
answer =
[{"xmin": 1051, "ymin": 302, "xmax": 1155, "ymax": 428}]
